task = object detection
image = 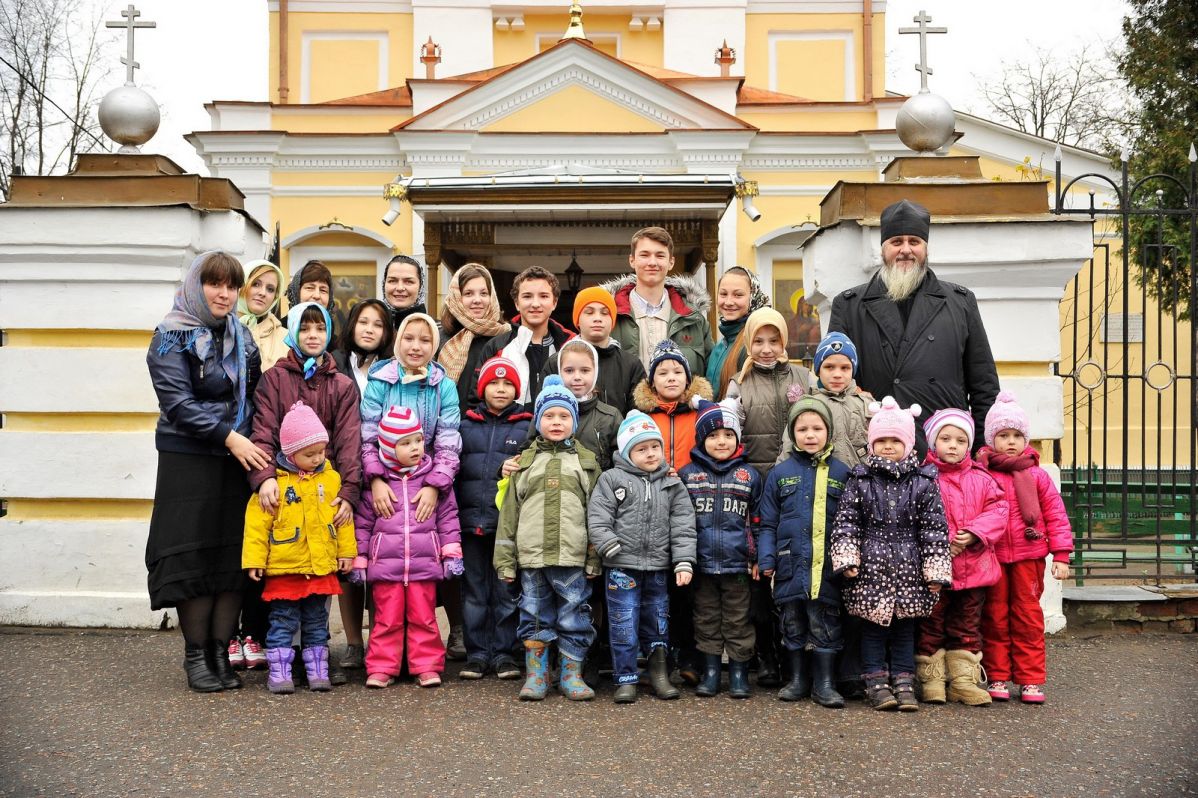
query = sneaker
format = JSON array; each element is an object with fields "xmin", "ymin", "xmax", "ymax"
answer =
[
  {"xmin": 227, "ymin": 638, "xmax": 246, "ymax": 669},
  {"xmin": 417, "ymin": 672, "xmax": 442, "ymax": 687},
  {"xmin": 365, "ymin": 673, "xmax": 393, "ymax": 689},
  {"xmin": 446, "ymin": 626, "xmax": 467, "ymax": 661},
  {"xmin": 494, "ymin": 658, "xmax": 522, "ymax": 681},
  {"xmin": 987, "ymin": 680, "xmax": 1010, "ymax": 701},
  {"xmin": 1020, "ymin": 683, "xmax": 1045, "ymax": 704},
  {"xmin": 241, "ymin": 637, "xmax": 266, "ymax": 670},
  {"xmin": 459, "ymin": 660, "xmax": 487, "ymax": 680},
  {"xmin": 340, "ymin": 643, "xmax": 365, "ymax": 670}
]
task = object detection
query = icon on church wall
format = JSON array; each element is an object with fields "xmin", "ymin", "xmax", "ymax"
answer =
[
  {"xmin": 331, "ymin": 275, "xmax": 378, "ymax": 333},
  {"xmin": 774, "ymin": 279, "xmax": 820, "ymax": 364}
]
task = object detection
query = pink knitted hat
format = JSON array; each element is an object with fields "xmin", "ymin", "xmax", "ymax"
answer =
[
  {"xmin": 923, "ymin": 407, "xmax": 975, "ymax": 450},
  {"xmin": 984, "ymin": 390, "xmax": 1030, "ymax": 446},
  {"xmin": 378, "ymin": 405, "xmax": 423, "ymax": 469},
  {"xmin": 867, "ymin": 395, "xmax": 921, "ymax": 452},
  {"xmin": 279, "ymin": 401, "xmax": 329, "ymax": 456}
]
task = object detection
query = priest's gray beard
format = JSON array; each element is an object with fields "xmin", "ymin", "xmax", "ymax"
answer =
[{"xmin": 880, "ymin": 258, "xmax": 928, "ymax": 302}]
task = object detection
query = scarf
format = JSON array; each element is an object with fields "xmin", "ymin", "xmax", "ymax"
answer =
[
  {"xmin": 439, "ymin": 269, "xmax": 510, "ymax": 383},
  {"xmin": 236, "ymin": 261, "xmax": 284, "ymax": 328},
  {"xmin": 394, "ymin": 312, "xmax": 440, "ymax": 384},
  {"xmin": 979, "ymin": 446, "xmax": 1044, "ymax": 537},
  {"xmin": 284, "ymin": 302, "xmax": 333, "ymax": 380},
  {"xmin": 156, "ymin": 251, "xmax": 248, "ymax": 430},
  {"xmin": 499, "ymin": 325, "xmax": 535, "ymax": 403}
]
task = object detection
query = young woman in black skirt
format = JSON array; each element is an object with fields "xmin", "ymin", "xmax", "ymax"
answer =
[{"xmin": 146, "ymin": 251, "xmax": 268, "ymax": 692}]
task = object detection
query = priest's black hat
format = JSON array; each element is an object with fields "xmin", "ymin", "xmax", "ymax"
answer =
[{"xmin": 880, "ymin": 199, "xmax": 931, "ymax": 242}]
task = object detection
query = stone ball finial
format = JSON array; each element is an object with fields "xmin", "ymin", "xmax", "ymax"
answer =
[
  {"xmin": 896, "ymin": 90, "xmax": 955, "ymax": 154},
  {"xmin": 98, "ymin": 84, "xmax": 160, "ymax": 153}
]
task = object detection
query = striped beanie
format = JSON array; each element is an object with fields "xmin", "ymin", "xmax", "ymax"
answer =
[
  {"xmin": 923, "ymin": 407, "xmax": 975, "ymax": 450},
  {"xmin": 617, "ymin": 410, "xmax": 663, "ymax": 460},
  {"xmin": 694, "ymin": 398, "xmax": 741, "ymax": 444},
  {"xmin": 378, "ymin": 405, "xmax": 423, "ymax": 469}
]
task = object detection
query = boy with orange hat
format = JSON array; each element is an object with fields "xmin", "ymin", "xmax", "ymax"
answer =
[{"xmin": 544, "ymin": 286, "xmax": 645, "ymax": 416}]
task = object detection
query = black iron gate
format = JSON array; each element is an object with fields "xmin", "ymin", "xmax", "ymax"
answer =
[{"xmin": 1053, "ymin": 149, "xmax": 1198, "ymax": 584}]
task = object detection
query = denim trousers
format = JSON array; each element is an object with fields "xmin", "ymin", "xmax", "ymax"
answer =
[
  {"xmin": 265, "ymin": 594, "xmax": 329, "ymax": 649},
  {"xmin": 517, "ymin": 566, "xmax": 595, "ymax": 662},
  {"xmin": 860, "ymin": 617, "xmax": 916, "ymax": 676},
  {"xmin": 779, "ymin": 598, "xmax": 844, "ymax": 653},
  {"xmin": 461, "ymin": 532, "xmax": 520, "ymax": 666},
  {"xmin": 605, "ymin": 568, "xmax": 669, "ymax": 684}
]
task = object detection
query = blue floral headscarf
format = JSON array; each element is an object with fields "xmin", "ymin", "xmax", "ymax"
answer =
[{"xmin": 285, "ymin": 301, "xmax": 333, "ymax": 380}]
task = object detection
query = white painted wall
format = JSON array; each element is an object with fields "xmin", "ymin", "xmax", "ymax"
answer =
[
  {"xmin": 663, "ymin": 3, "xmax": 746, "ymax": 77},
  {"xmin": 411, "ymin": 3, "xmax": 494, "ymax": 77}
]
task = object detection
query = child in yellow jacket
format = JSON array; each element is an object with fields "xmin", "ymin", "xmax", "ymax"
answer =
[{"xmin": 243, "ymin": 401, "xmax": 355, "ymax": 694}]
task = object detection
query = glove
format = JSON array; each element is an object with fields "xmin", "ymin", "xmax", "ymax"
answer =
[
  {"xmin": 348, "ymin": 555, "xmax": 368, "ymax": 584},
  {"xmin": 443, "ymin": 557, "xmax": 465, "ymax": 579}
]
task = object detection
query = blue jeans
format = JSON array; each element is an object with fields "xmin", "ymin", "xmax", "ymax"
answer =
[
  {"xmin": 860, "ymin": 617, "xmax": 916, "ymax": 676},
  {"xmin": 779, "ymin": 599, "xmax": 843, "ymax": 653},
  {"xmin": 461, "ymin": 532, "xmax": 519, "ymax": 666},
  {"xmin": 265, "ymin": 595, "xmax": 330, "ymax": 649},
  {"xmin": 606, "ymin": 568, "xmax": 670, "ymax": 684},
  {"xmin": 517, "ymin": 566, "xmax": 594, "ymax": 662}
]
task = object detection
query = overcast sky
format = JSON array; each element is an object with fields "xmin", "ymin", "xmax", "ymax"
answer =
[{"xmin": 81, "ymin": 0, "xmax": 1129, "ymax": 174}]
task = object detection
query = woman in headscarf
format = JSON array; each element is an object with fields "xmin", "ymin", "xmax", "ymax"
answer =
[
  {"xmin": 437, "ymin": 263, "xmax": 512, "ymax": 413},
  {"xmin": 145, "ymin": 251, "xmax": 269, "ymax": 692},
  {"xmin": 237, "ymin": 259, "xmax": 288, "ymax": 370},
  {"xmin": 380, "ymin": 253, "xmax": 428, "ymax": 329},
  {"xmin": 706, "ymin": 266, "xmax": 771, "ymax": 400}
]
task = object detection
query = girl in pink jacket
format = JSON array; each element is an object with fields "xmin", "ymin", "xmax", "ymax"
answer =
[
  {"xmin": 916, "ymin": 408, "xmax": 1008, "ymax": 706},
  {"xmin": 977, "ymin": 392, "xmax": 1073, "ymax": 704}
]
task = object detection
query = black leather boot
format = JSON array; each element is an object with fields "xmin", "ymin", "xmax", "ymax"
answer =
[
  {"xmin": 695, "ymin": 653, "xmax": 722, "ymax": 697},
  {"xmin": 810, "ymin": 650, "xmax": 846, "ymax": 708},
  {"xmin": 777, "ymin": 649, "xmax": 810, "ymax": 701},
  {"xmin": 184, "ymin": 643, "xmax": 223, "ymax": 693},
  {"xmin": 207, "ymin": 640, "xmax": 243, "ymax": 690},
  {"xmin": 647, "ymin": 647, "xmax": 680, "ymax": 700}
]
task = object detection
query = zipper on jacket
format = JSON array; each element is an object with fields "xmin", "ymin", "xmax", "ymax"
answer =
[{"xmin": 402, "ymin": 475, "xmax": 411, "ymax": 586}]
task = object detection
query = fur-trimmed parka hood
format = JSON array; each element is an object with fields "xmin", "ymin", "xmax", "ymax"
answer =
[
  {"xmin": 602, "ymin": 273, "xmax": 712, "ymax": 318},
  {"xmin": 633, "ymin": 375, "xmax": 714, "ymax": 414}
]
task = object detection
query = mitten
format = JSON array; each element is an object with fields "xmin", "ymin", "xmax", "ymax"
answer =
[
  {"xmin": 348, "ymin": 555, "xmax": 368, "ymax": 584},
  {"xmin": 443, "ymin": 557, "xmax": 464, "ymax": 579}
]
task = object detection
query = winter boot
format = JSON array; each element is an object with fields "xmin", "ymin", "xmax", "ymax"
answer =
[
  {"xmin": 183, "ymin": 643, "xmax": 223, "ymax": 693},
  {"xmin": 519, "ymin": 641, "xmax": 550, "ymax": 701},
  {"xmin": 302, "ymin": 645, "xmax": 332, "ymax": 692},
  {"xmin": 695, "ymin": 653, "xmax": 722, "ymax": 697},
  {"xmin": 676, "ymin": 647, "xmax": 702, "ymax": 686},
  {"xmin": 810, "ymin": 649, "xmax": 846, "ymax": 708},
  {"xmin": 778, "ymin": 649, "xmax": 811, "ymax": 701},
  {"xmin": 727, "ymin": 659, "xmax": 751, "ymax": 699},
  {"xmin": 915, "ymin": 648, "xmax": 947, "ymax": 704},
  {"xmin": 328, "ymin": 660, "xmax": 348, "ymax": 686},
  {"xmin": 864, "ymin": 670, "xmax": 898, "ymax": 711},
  {"xmin": 945, "ymin": 649, "xmax": 992, "ymax": 706},
  {"xmin": 892, "ymin": 673, "xmax": 919, "ymax": 712},
  {"xmin": 613, "ymin": 683, "xmax": 638, "ymax": 704},
  {"xmin": 558, "ymin": 654, "xmax": 595, "ymax": 701},
  {"xmin": 755, "ymin": 632, "xmax": 781, "ymax": 688},
  {"xmin": 265, "ymin": 647, "xmax": 296, "ymax": 694},
  {"xmin": 647, "ymin": 646, "xmax": 679, "ymax": 700},
  {"xmin": 206, "ymin": 639, "xmax": 242, "ymax": 690}
]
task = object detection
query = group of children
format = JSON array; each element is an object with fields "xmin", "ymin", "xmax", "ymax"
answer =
[{"xmin": 240, "ymin": 284, "xmax": 1074, "ymax": 710}]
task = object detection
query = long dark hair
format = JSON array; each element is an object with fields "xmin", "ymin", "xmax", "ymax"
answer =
[{"xmin": 337, "ymin": 298, "xmax": 395, "ymax": 360}]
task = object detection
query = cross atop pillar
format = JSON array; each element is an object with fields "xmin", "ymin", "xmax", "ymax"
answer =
[
  {"xmin": 898, "ymin": 9, "xmax": 947, "ymax": 92},
  {"xmin": 106, "ymin": 4, "xmax": 156, "ymax": 85}
]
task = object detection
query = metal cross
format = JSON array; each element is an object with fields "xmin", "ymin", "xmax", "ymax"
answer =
[
  {"xmin": 898, "ymin": 9, "xmax": 947, "ymax": 92},
  {"xmin": 106, "ymin": 4, "xmax": 156, "ymax": 85}
]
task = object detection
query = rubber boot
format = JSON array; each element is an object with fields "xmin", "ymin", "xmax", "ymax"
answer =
[
  {"xmin": 945, "ymin": 649, "xmax": 992, "ymax": 706},
  {"xmin": 647, "ymin": 646, "xmax": 679, "ymax": 700},
  {"xmin": 810, "ymin": 650, "xmax": 846, "ymax": 708},
  {"xmin": 727, "ymin": 659, "xmax": 751, "ymax": 699},
  {"xmin": 302, "ymin": 645, "xmax": 332, "ymax": 692},
  {"xmin": 755, "ymin": 626, "xmax": 781, "ymax": 688},
  {"xmin": 183, "ymin": 643, "xmax": 223, "ymax": 693},
  {"xmin": 915, "ymin": 648, "xmax": 947, "ymax": 704},
  {"xmin": 558, "ymin": 654, "xmax": 595, "ymax": 701},
  {"xmin": 695, "ymin": 653, "xmax": 722, "ymax": 697},
  {"xmin": 864, "ymin": 670, "xmax": 897, "ymax": 711},
  {"xmin": 265, "ymin": 647, "xmax": 296, "ymax": 694},
  {"xmin": 206, "ymin": 639, "xmax": 242, "ymax": 690},
  {"xmin": 519, "ymin": 641, "xmax": 550, "ymax": 701},
  {"xmin": 613, "ymin": 683, "xmax": 638, "ymax": 704},
  {"xmin": 892, "ymin": 673, "xmax": 919, "ymax": 712},
  {"xmin": 778, "ymin": 649, "xmax": 810, "ymax": 701}
]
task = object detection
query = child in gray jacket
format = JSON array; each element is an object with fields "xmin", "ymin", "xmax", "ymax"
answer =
[{"xmin": 587, "ymin": 410, "xmax": 697, "ymax": 704}]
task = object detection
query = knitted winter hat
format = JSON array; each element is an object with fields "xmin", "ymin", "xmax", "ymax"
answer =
[
  {"xmin": 880, "ymin": 199, "xmax": 931, "ymax": 242},
  {"xmin": 557, "ymin": 338, "xmax": 600, "ymax": 397},
  {"xmin": 694, "ymin": 398, "xmax": 741, "ymax": 445},
  {"xmin": 788, "ymin": 396, "xmax": 834, "ymax": 441},
  {"xmin": 477, "ymin": 355, "xmax": 522, "ymax": 399},
  {"xmin": 814, "ymin": 331, "xmax": 859, "ymax": 377},
  {"xmin": 648, "ymin": 339, "xmax": 691, "ymax": 385},
  {"xmin": 534, "ymin": 374, "xmax": 578, "ymax": 432},
  {"xmin": 867, "ymin": 395, "xmax": 921, "ymax": 451},
  {"xmin": 924, "ymin": 407, "xmax": 976, "ymax": 450},
  {"xmin": 378, "ymin": 405, "xmax": 423, "ymax": 469},
  {"xmin": 279, "ymin": 401, "xmax": 329, "ymax": 456},
  {"xmin": 617, "ymin": 410, "xmax": 663, "ymax": 460},
  {"xmin": 984, "ymin": 390, "xmax": 1030, "ymax": 446},
  {"xmin": 572, "ymin": 286, "xmax": 618, "ymax": 329}
]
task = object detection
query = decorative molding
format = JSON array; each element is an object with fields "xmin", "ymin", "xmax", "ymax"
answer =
[
  {"xmin": 756, "ymin": 184, "xmax": 833, "ymax": 196},
  {"xmin": 282, "ymin": 226, "xmax": 395, "ymax": 249},
  {"xmin": 741, "ymin": 155, "xmax": 873, "ymax": 170},
  {"xmin": 534, "ymin": 32, "xmax": 622, "ymax": 57},
  {"xmin": 276, "ymin": 156, "xmax": 407, "ymax": 171},
  {"xmin": 300, "ymin": 30, "xmax": 390, "ymax": 104},
  {"xmin": 767, "ymin": 30, "xmax": 855, "ymax": 100}
]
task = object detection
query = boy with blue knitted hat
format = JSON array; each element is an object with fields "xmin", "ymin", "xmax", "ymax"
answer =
[
  {"xmin": 494, "ymin": 375, "xmax": 602, "ymax": 701},
  {"xmin": 808, "ymin": 331, "xmax": 874, "ymax": 468}
]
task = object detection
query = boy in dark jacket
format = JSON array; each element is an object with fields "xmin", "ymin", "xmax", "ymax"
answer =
[
  {"xmin": 454, "ymin": 356, "xmax": 533, "ymax": 681},
  {"xmin": 587, "ymin": 411, "xmax": 696, "ymax": 704},
  {"xmin": 758, "ymin": 397, "xmax": 852, "ymax": 708},
  {"xmin": 679, "ymin": 399, "xmax": 762, "ymax": 699}
]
